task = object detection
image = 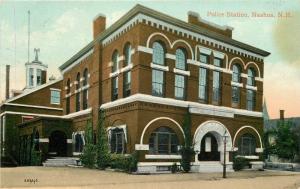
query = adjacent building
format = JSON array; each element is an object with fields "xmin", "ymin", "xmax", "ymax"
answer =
[{"xmin": 0, "ymin": 4, "xmax": 270, "ymax": 172}]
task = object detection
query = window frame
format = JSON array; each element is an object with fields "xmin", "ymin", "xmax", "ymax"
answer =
[
  {"xmin": 238, "ymin": 133, "xmax": 256, "ymax": 156},
  {"xmin": 149, "ymin": 127, "xmax": 179, "ymax": 155},
  {"xmin": 247, "ymin": 68, "xmax": 256, "ymax": 86},
  {"xmin": 199, "ymin": 53, "xmax": 209, "ymax": 64},
  {"xmin": 50, "ymin": 89, "xmax": 60, "ymax": 105},
  {"xmin": 152, "ymin": 69, "xmax": 165, "ymax": 97},
  {"xmin": 198, "ymin": 67, "xmax": 208, "ymax": 102},
  {"xmin": 152, "ymin": 42, "xmax": 165, "ymax": 65},
  {"xmin": 174, "ymin": 74, "xmax": 186, "ymax": 100},
  {"xmin": 76, "ymin": 73, "xmax": 81, "ymax": 112},
  {"xmin": 175, "ymin": 48, "xmax": 186, "ymax": 70},
  {"xmin": 112, "ymin": 76, "xmax": 118, "ymax": 101},
  {"xmin": 232, "ymin": 64, "xmax": 241, "ymax": 83},
  {"xmin": 246, "ymin": 89, "xmax": 256, "ymax": 111},
  {"xmin": 124, "ymin": 43, "xmax": 132, "ymax": 67},
  {"xmin": 212, "ymin": 71, "xmax": 221, "ymax": 104},
  {"xmin": 110, "ymin": 128, "xmax": 126, "ymax": 154},
  {"xmin": 123, "ymin": 71, "xmax": 131, "ymax": 98},
  {"xmin": 112, "ymin": 50, "xmax": 119, "ymax": 73}
]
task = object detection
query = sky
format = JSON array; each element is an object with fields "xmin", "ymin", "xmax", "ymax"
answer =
[{"xmin": 0, "ymin": 0, "xmax": 299, "ymax": 119}]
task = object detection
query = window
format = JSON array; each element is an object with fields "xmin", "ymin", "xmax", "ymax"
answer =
[
  {"xmin": 36, "ymin": 69, "xmax": 42, "ymax": 85},
  {"xmin": 74, "ymin": 133, "xmax": 84, "ymax": 153},
  {"xmin": 152, "ymin": 70, "xmax": 164, "ymax": 97},
  {"xmin": 175, "ymin": 48, "xmax": 186, "ymax": 70},
  {"xmin": 247, "ymin": 68, "xmax": 255, "ymax": 86},
  {"xmin": 247, "ymin": 89, "xmax": 256, "ymax": 111},
  {"xmin": 50, "ymin": 90, "xmax": 60, "ymax": 104},
  {"xmin": 149, "ymin": 127, "xmax": 178, "ymax": 154},
  {"xmin": 175, "ymin": 75, "xmax": 185, "ymax": 100},
  {"xmin": 29, "ymin": 68, "xmax": 34, "ymax": 86},
  {"xmin": 112, "ymin": 50, "xmax": 119, "ymax": 72},
  {"xmin": 232, "ymin": 86, "xmax": 240, "ymax": 106},
  {"xmin": 199, "ymin": 53, "xmax": 209, "ymax": 64},
  {"xmin": 213, "ymin": 58, "xmax": 222, "ymax": 67},
  {"xmin": 199, "ymin": 68, "xmax": 208, "ymax": 102},
  {"xmin": 110, "ymin": 128, "xmax": 126, "ymax": 154},
  {"xmin": 124, "ymin": 43, "xmax": 131, "ymax": 67},
  {"xmin": 112, "ymin": 76, "xmax": 118, "ymax": 101},
  {"xmin": 238, "ymin": 133, "xmax": 256, "ymax": 156},
  {"xmin": 232, "ymin": 64, "xmax": 241, "ymax": 83},
  {"xmin": 76, "ymin": 73, "xmax": 80, "ymax": 112},
  {"xmin": 66, "ymin": 79, "xmax": 70, "ymax": 114},
  {"xmin": 82, "ymin": 69, "xmax": 88, "ymax": 110},
  {"xmin": 152, "ymin": 42, "xmax": 165, "ymax": 65},
  {"xmin": 212, "ymin": 71, "xmax": 221, "ymax": 104},
  {"xmin": 123, "ymin": 71, "xmax": 131, "ymax": 97}
]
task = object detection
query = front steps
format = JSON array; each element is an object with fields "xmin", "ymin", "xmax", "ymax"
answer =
[
  {"xmin": 43, "ymin": 157, "xmax": 79, "ymax": 167},
  {"xmin": 191, "ymin": 161, "xmax": 234, "ymax": 172}
]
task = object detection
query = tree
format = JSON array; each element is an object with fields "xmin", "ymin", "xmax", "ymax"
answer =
[
  {"xmin": 80, "ymin": 120, "xmax": 97, "ymax": 168},
  {"xmin": 96, "ymin": 109, "xmax": 110, "ymax": 169},
  {"xmin": 180, "ymin": 108, "xmax": 194, "ymax": 172},
  {"xmin": 273, "ymin": 120, "xmax": 298, "ymax": 161}
]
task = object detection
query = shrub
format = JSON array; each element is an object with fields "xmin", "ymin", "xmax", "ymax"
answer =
[
  {"xmin": 171, "ymin": 163, "xmax": 177, "ymax": 173},
  {"xmin": 233, "ymin": 156, "xmax": 248, "ymax": 171},
  {"xmin": 30, "ymin": 150, "xmax": 41, "ymax": 166},
  {"xmin": 80, "ymin": 144, "xmax": 97, "ymax": 168},
  {"xmin": 110, "ymin": 152, "xmax": 139, "ymax": 173}
]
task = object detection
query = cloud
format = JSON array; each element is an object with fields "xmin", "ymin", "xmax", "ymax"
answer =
[{"xmin": 272, "ymin": 10, "xmax": 300, "ymax": 69}]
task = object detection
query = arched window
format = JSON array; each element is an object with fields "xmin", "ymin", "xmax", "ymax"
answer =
[
  {"xmin": 238, "ymin": 133, "xmax": 256, "ymax": 156},
  {"xmin": 152, "ymin": 42, "xmax": 165, "ymax": 65},
  {"xmin": 75, "ymin": 133, "xmax": 84, "ymax": 153},
  {"xmin": 66, "ymin": 79, "xmax": 70, "ymax": 114},
  {"xmin": 232, "ymin": 64, "xmax": 241, "ymax": 83},
  {"xmin": 112, "ymin": 50, "xmax": 119, "ymax": 72},
  {"xmin": 149, "ymin": 127, "xmax": 178, "ymax": 154},
  {"xmin": 247, "ymin": 68, "xmax": 256, "ymax": 86},
  {"xmin": 76, "ymin": 72, "xmax": 81, "ymax": 112},
  {"xmin": 82, "ymin": 69, "xmax": 88, "ymax": 110},
  {"xmin": 124, "ymin": 43, "xmax": 131, "ymax": 67},
  {"xmin": 175, "ymin": 48, "xmax": 186, "ymax": 70}
]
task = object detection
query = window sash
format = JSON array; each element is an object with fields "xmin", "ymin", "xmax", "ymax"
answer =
[
  {"xmin": 199, "ymin": 53, "xmax": 209, "ymax": 64},
  {"xmin": 232, "ymin": 86, "xmax": 240, "ymax": 104},
  {"xmin": 149, "ymin": 131, "xmax": 178, "ymax": 155},
  {"xmin": 50, "ymin": 90, "xmax": 60, "ymax": 104},
  {"xmin": 247, "ymin": 90, "xmax": 256, "ymax": 111},
  {"xmin": 213, "ymin": 58, "xmax": 222, "ymax": 67},
  {"xmin": 212, "ymin": 71, "xmax": 221, "ymax": 103},
  {"xmin": 152, "ymin": 42, "xmax": 165, "ymax": 65},
  {"xmin": 110, "ymin": 129, "xmax": 125, "ymax": 154},
  {"xmin": 175, "ymin": 49, "xmax": 186, "ymax": 70},
  {"xmin": 112, "ymin": 77, "xmax": 118, "ymax": 100},
  {"xmin": 152, "ymin": 70, "xmax": 164, "ymax": 97},
  {"xmin": 199, "ymin": 68, "xmax": 208, "ymax": 101},
  {"xmin": 175, "ymin": 75, "xmax": 185, "ymax": 99}
]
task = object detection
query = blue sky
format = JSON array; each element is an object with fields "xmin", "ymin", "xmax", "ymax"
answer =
[{"xmin": 0, "ymin": 0, "xmax": 299, "ymax": 118}]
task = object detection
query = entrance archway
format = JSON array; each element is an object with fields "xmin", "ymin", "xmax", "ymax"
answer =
[
  {"xmin": 49, "ymin": 130, "xmax": 67, "ymax": 156},
  {"xmin": 198, "ymin": 133, "xmax": 220, "ymax": 161},
  {"xmin": 194, "ymin": 121, "xmax": 232, "ymax": 163}
]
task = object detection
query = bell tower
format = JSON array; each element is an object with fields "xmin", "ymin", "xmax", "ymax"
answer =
[{"xmin": 25, "ymin": 48, "xmax": 48, "ymax": 89}]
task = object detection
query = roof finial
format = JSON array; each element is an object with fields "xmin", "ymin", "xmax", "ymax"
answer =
[{"xmin": 34, "ymin": 48, "xmax": 40, "ymax": 61}]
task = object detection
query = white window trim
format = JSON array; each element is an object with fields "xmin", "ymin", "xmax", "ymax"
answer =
[
  {"xmin": 255, "ymin": 77, "xmax": 263, "ymax": 82},
  {"xmin": 246, "ymin": 85, "xmax": 257, "ymax": 91},
  {"xmin": 231, "ymin": 81, "xmax": 243, "ymax": 88},
  {"xmin": 151, "ymin": 63, "xmax": 169, "ymax": 71},
  {"xmin": 107, "ymin": 124, "xmax": 127, "ymax": 142},
  {"xmin": 213, "ymin": 51, "xmax": 225, "ymax": 59},
  {"xmin": 50, "ymin": 89, "xmax": 61, "ymax": 105},
  {"xmin": 241, "ymin": 73, "xmax": 248, "ymax": 78},
  {"xmin": 109, "ymin": 70, "xmax": 120, "ymax": 78},
  {"xmin": 137, "ymin": 46, "xmax": 153, "ymax": 54},
  {"xmin": 166, "ymin": 53, "xmax": 176, "ymax": 60},
  {"xmin": 145, "ymin": 154, "xmax": 182, "ymax": 159},
  {"xmin": 50, "ymin": 88, "xmax": 61, "ymax": 91},
  {"xmin": 199, "ymin": 47, "xmax": 212, "ymax": 55},
  {"xmin": 120, "ymin": 64, "xmax": 133, "ymax": 73},
  {"xmin": 173, "ymin": 68, "xmax": 190, "ymax": 76}
]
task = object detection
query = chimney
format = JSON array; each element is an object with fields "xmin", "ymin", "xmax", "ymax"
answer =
[
  {"xmin": 188, "ymin": 11, "xmax": 233, "ymax": 38},
  {"xmin": 6, "ymin": 65, "xmax": 10, "ymax": 100},
  {"xmin": 280, "ymin": 110, "xmax": 285, "ymax": 121},
  {"xmin": 93, "ymin": 14, "xmax": 106, "ymax": 39}
]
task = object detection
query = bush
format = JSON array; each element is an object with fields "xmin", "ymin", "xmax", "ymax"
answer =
[
  {"xmin": 110, "ymin": 152, "xmax": 139, "ymax": 173},
  {"xmin": 80, "ymin": 144, "xmax": 97, "ymax": 168},
  {"xmin": 233, "ymin": 156, "xmax": 248, "ymax": 171},
  {"xmin": 30, "ymin": 150, "xmax": 41, "ymax": 166},
  {"xmin": 171, "ymin": 163, "xmax": 177, "ymax": 173}
]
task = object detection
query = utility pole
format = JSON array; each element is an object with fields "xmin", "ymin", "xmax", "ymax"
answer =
[{"xmin": 223, "ymin": 132, "xmax": 228, "ymax": 178}]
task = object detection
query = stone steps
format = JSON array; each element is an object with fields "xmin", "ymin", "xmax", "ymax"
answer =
[
  {"xmin": 193, "ymin": 161, "xmax": 234, "ymax": 172},
  {"xmin": 43, "ymin": 157, "xmax": 79, "ymax": 167}
]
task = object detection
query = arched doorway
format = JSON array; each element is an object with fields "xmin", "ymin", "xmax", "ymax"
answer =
[
  {"xmin": 198, "ymin": 133, "xmax": 220, "ymax": 161},
  {"xmin": 194, "ymin": 121, "xmax": 232, "ymax": 163},
  {"xmin": 49, "ymin": 130, "xmax": 67, "ymax": 156}
]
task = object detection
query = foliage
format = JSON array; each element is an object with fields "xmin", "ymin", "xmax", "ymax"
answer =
[
  {"xmin": 180, "ymin": 109, "xmax": 194, "ymax": 173},
  {"xmin": 80, "ymin": 144, "xmax": 97, "ymax": 168},
  {"xmin": 171, "ymin": 162, "xmax": 178, "ymax": 173},
  {"xmin": 80, "ymin": 120, "xmax": 97, "ymax": 168},
  {"xmin": 30, "ymin": 142, "xmax": 41, "ymax": 166},
  {"xmin": 109, "ymin": 152, "xmax": 139, "ymax": 173},
  {"xmin": 233, "ymin": 156, "xmax": 248, "ymax": 171},
  {"xmin": 273, "ymin": 120, "xmax": 298, "ymax": 161},
  {"xmin": 96, "ymin": 109, "xmax": 110, "ymax": 170}
]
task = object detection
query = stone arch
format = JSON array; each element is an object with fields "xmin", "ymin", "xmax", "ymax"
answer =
[
  {"xmin": 146, "ymin": 32, "xmax": 172, "ymax": 49},
  {"xmin": 245, "ymin": 62, "xmax": 261, "ymax": 78},
  {"xmin": 193, "ymin": 120, "xmax": 233, "ymax": 152},
  {"xmin": 233, "ymin": 125, "xmax": 262, "ymax": 149},
  {"xmin": 228, "ymin": 57, "xmax": 246, "ymax": 70},
  {"xmin": 140, "ymin": 117, "xmax": 185, "ymax": 145},
  {"xmin": 172, "ymin": 39, "xmax": 194, "ymax": 60}
]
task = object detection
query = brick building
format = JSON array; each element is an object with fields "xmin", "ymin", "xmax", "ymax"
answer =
[{"xmin": 0, "ymin": 5, "xmax": 270, "ymax": 172}]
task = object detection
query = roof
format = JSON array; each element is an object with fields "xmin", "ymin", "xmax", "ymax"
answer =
[
  {"xmin": 264, "ymin": 117, "xmax": 300, "ymax": 131},
  {"xmin": 59, "ymin": 4, "xmax": 270, "ymax": 71},
  {"xmin": 1, "ymin": 77, "xmax": 62, "ymax": 105},
  {"xmin": 17, "ymin": 116, "xmax": 71, "ymax": 128}
]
